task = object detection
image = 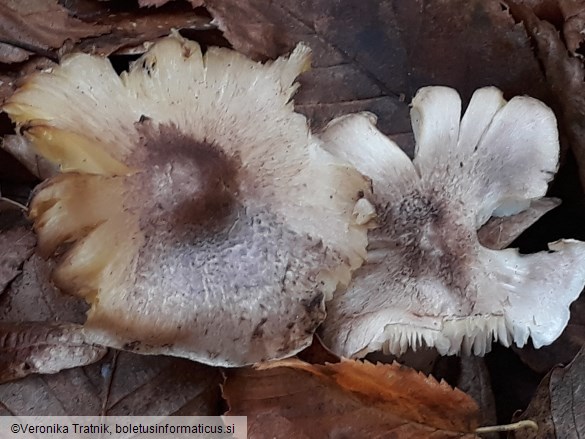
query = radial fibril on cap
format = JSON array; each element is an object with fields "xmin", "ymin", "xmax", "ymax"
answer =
[{"xmin": 5, "ymin": 34, "xmax": 371, "ymax": 366}]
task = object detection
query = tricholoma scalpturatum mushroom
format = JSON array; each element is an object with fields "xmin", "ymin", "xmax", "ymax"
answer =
[
  {"xmin": 3, "ymin": 34, "xmax": 371, "ymax": 367},
  {"xmin": 319, "ymin": 86, "xmax": 585, "ymax": 358},
  {"xmin": 3, "ymin": 34, "xmax": 584, "ymax": 365}
]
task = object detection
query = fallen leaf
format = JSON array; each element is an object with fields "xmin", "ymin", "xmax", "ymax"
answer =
[
  {"xmin": 0, "ymin": 212, "xmax": 35, "ymax": 295},
  {"xmin": 477, "ymin": 198, "xmax": 560, "ymax": 250},
  {"xmin": 456, "ymin": 357, "xmax": 498, "ymax": 435},
  {"xmin": 0, "ymin": 254, "xmax": 87, "ymax": 324},
  {"xmin": 557, "ymin": 0, "xmax": 585, "ymax": 54},
  {"xmin": 0, "ymin": 350, "xmax": 222, "ymax": 416},
  {"xmin": 0, "ymin": 0, "xmax": 110, "ymax": 63},
  {"xmin": 0, "ymin": 2, "xmax": 212, "ymax": 101},
  {"xmin": 512, "ymin": 346, "xmax": 585, "ymax": 438},
  {"xmin": 224, "ymin": 358, "xmax": 480, "ymax": 438},
  {"xmin": 508, "ymin": 2, "xmax": 585, "ymax": 188},
  {"xmin": 206, "ymin": 0, "xmax": 550, "ymax": 134},
  {"xmin": 75, "ymin": 6, "xmax": 213, "ymax": 56},
  {"xmin": 0, "ymin": 322, "xmax": 106, "ymax": 383},
  {"xmin": 0, "ymin": 42, "xmax": 31, "ymax": 63}
]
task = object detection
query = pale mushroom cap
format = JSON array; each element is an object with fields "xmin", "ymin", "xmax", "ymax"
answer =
[
  {"xmin": 4, "ymin": 35, "xmax": 370, "ymax": 366},
  {"xmin": 319, "ymin": 87, "xmax": 585, "ymax": 357}
]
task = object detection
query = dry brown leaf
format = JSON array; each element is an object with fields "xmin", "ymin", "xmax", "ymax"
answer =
[
  {"xmin": 456, "ymin": 357, "xmax": 497, "ymax": 436},
  {"xmin": 75, "ymin": 6, "xmax": 213, "ymax": 56},
  {"xmin": 224, "ymin": 358, "xmax": 481, "ymax": 438},
  {"xmin": 512, "ymin": 346, "xmax": 585, "ymax": 438},
  {"xmin": 557, "ymin": 0, "xmax": 585, "ymax": 54},
  {"xmin": 0, "ymin": 350, "xmax": 222, "ymax": 416},
  {"xmin": 0, "ymin": 212, "xmax": 35, "ymax": 295},
  {"xmin": 0, "ymin": 254, "xmax": 87, "ymax": 324},
  {"xmin": 477, "ymin": 198, "xmax": 560, "ymax": 250},
  {"xmin": 0, "ymin": 2, "xmax": 212, "ymax": 103},
  {"xmin": 0, "ymin": 0, "xmax": 110, "ymax": 63},
  {"xmin": 508, "ymin": 2, "xmax": 585, "ymax": 188},
  {"xmin": 0, "ymin": 322, "xmax": 106, "ymax": 383},
  {"xmin": 206, "ymin": 0, "xmax": 550, "ymax": 134}
]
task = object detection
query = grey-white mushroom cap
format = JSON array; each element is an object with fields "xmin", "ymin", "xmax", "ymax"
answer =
[
  {"xmin": 319, "ymin": 86, "xmax": 585, "ymax": 357},
  {"xmin": 3, "ymin": 35, "xmax": 371, "ymax": 367}
]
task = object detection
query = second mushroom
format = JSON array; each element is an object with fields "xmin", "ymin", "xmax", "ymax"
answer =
[{"xmin": 319, "ymin": 86, "xmax": 585, "ymax": 358}]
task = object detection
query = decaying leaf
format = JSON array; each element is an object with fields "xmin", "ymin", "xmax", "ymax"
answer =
[
  {"xmin": 558, "ymin": 0, "xmax": 585, "ymax": 55},
  {"xmin": 0, "ymin": 254, "xmax": 87, "ymax": 324},
  {"xmin": 456, "ymin": 357, "xmax": 497, "ymax": 433},
  {"xmin": 319, "ymin": 87, "xmax": 585, "ymax": 358},
  {"xmin": 477, "ymin": 198, "xmax": 560, "ymax": 250},
  {"xmin": 0, "ymin": 0, "xmax": 110, "ymax": 63},
  {"xmin": 508, "ymin": 2, "xmax": 585, "ymax": 189},
  {"xmin": 224, "ymin": 358, "xmax": 481, "ymax": 438},
  {"xmin": 206, "ymin": 0, "xmax": 550, "ymax": 135},
  {"xmin": 0, "ymin": 252, "xmax": 104, "ymax": 383},
  {"xmin": 516, "ymin": 0, "xmax": 585, "ymax": 54},
  {"xmin": 0, "ymin": 322, "xmax": 106, "ymax": 383},
  {"xmin": 0, "ymin": 350, "xmax": 222, "ymax": 416},
  {"xmin": 74, "ymin": 6, "xmax": 213, "ymax": 57},
  {"xmin": 512, "ymin": 346, "xmax": 585, "ymax": 438},
  {"xmin": 3, "ymin": 33, "xmax": 371, "ymax": 367},
  {"xmin": 0, "ymin": 212, "xmax": 35, "ymax": 295}
]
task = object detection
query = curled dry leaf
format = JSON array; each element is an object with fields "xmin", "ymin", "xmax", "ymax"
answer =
[
  {"xmin": 512, "ymin": 346, "xmax": 585, "ymax": 439},
  {"xmin": 75, "ymin": 6, "xmax": 213, "ymax": 57},
  {"xmin": 3, "ymin": 33, "xmax": 370, "ymax": 367},
  {"xmin": 0, "ymin": 322, "xmax": 106, "ymax": 384},
  {"xmin": 223, "ymin": 358, "xmax": 480, "ymax": 438},
  {"xmin": 319, "ymin": 87, "xmax": 585, "ymax": 358}
]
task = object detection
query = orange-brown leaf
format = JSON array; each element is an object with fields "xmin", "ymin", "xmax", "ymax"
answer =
[{"xmin": 224, "ymin": 358, "xmax": 481, "ymax": 438}]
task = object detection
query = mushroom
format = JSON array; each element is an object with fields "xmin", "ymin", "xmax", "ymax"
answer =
[
  {"xmin": 3, "ymin": 34, "xmax": 371, "ymax": 366},
  {"xmin": 319, "ymin": 86, "xmax": 585, "ymax": 357}
]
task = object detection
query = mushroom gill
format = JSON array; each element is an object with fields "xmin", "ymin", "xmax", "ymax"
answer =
[
  {"xmin": 319, "ymin": 86, "xmax": 585, "ymax": 358},
  {"xmin": 3, "ymin": 34, "xmax": 371, "ymax": 366}
]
